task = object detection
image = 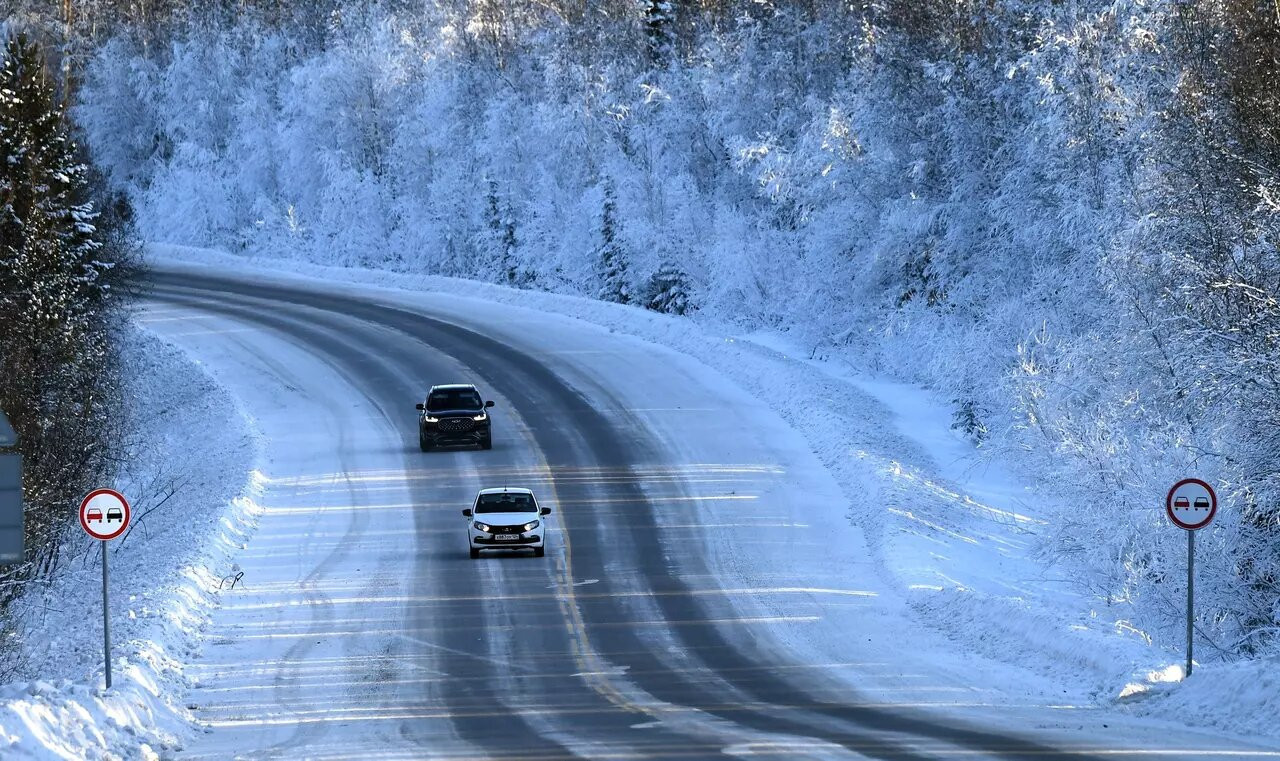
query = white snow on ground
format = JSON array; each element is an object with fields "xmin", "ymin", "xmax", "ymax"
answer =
[
  {"xmin": 0, "ymin": 325, "xmax": 260, "ymax": 759},
  {"xmin": 736, "ymin": 330, "xmax": 1165, "ymax": 684},
  {"xmin": 728, "ymin": 331, "xmax": 1280, "ymax": 742},
  {"xmin": 148, "ymin": 244, "xmax": 1280, "ymax": 751}
]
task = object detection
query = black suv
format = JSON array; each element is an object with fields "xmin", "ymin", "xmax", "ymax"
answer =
[{"xmin": 416, "ymin": 384, "xmax": 494, "ymax": 451}]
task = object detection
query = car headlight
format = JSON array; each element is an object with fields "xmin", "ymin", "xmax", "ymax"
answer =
[
  {"xmin": 472, "ymin": 413, "xmax": 487, "ymax": 421},
  {"xmin": 521, "ymin": 520, "xmax": 540, "ymax": 531},
  {"xmin": 424, "ymin": 415, "xmax": 438, "ymax": 423},
  {"xmin": 473, "ymin": 521, "xmax": 492, "ymax": 532}
]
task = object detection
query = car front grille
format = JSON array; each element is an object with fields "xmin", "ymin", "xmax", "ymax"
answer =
[
  {"xmin": 437, "ymin": 417, "xmax": 476, "ymax": 433},
  {"xmin": 491, "ymin": 524, "xmax": 524, "ymax": 534}
]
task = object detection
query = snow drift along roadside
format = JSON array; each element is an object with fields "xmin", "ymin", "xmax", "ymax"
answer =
[
  {"xmin": 149, "ymin": 243, "xmax": 1280, "ymax": 748},
  {"xmin": 0, "ymin": 324, "xmax": 262, "ymax": 759}
]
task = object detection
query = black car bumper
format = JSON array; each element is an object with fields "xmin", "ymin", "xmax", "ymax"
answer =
[
  {"xmin": 423, "ymin": 431, "xmax": 487, "ymax": 444},
  {"xmin": 421, "ymin": 421, "xmax": 490, "ymax": 444}
]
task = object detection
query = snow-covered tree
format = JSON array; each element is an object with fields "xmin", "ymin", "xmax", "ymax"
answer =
[
  {"xmin": 596, "ymin": 181, "xmax": 632, "ymax": 304},
  {"xmin": 0, "ymin": 33, "xmax": 132, "ymax": 578},
  {"xmin": 482, "ymin": 176, "xmax": 520, "ymax": 286},
  {"xmin": 641, "ymin": 262, "xmax": 692, "ymax": 315},
  {"xmin": 643, "ymin": 0, "xmax": 674, "ymax": 63}
]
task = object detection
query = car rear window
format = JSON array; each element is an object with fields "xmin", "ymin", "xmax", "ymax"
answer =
[
  {"xmin": 475, "ymin": 493, "xmax": 537, "ymax": 513},
  {"xmin": 427, "ymin": 389, "xmax": 482, "ymax": 411}
]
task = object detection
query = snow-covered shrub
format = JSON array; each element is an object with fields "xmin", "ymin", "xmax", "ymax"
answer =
[{"xmin": 641, "ymin": 263, "xmax": 693, "ymax": 316}]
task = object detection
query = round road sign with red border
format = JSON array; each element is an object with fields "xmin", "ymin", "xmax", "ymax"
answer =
[
  {"xmin": 79, "ymin": 489, "xmax": 130, "ymax": 541},
  {"xmin": 1165, "ymin": 478, "xmax": 1217, "ymax": 531}
]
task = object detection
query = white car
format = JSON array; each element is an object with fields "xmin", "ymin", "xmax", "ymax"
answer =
[{"xmin": 463, "ymin": 487, "xmax": 551, "ymax": 558}]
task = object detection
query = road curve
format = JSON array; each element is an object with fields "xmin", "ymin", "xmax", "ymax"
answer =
[{"xmin": 139, "ymin": 266, "xmax": 1275, "ymax": 760}]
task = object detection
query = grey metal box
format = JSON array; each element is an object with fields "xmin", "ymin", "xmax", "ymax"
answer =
[{"xmin": 0, "ymin": 454, "xmax": 23, "ymax": 564}]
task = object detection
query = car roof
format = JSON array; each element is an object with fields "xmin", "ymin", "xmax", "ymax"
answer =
[
  {"xmin": 430, "ymin": 384, "xmax": 479, "ymax": 392},
  {"xmin": 477, "ymin": 487, "xmax": 534, "ymax": 496}
]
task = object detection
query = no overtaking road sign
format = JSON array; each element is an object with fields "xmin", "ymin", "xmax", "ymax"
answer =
[
  {"xmin": 1166, "ymin": 478, "xmax": 1217, "ymax": 531},
  {"xmin": 1166, "ymin": 477, "xmax": 1217, "ymax": 678},
  {"xmin": 80, "ymin": 488, "xmax": 130, "ymax": 691},
  {"xmin": 80, "ymin": 489, "xmax": 130, "ymax": 541}
]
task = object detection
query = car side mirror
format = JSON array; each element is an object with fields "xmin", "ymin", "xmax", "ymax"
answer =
[
  {"xmin": 484, "ymin": 400, "xmax": 495, "ymax": 408},
  {"xmin": 462, "ymin": 509, "xmax": 472, "ymax": 517},
  {"xmin": 540, "ymin": 507, "xmax": 551, "ymax": 516},
  {"xmin": 415, "ymin": 403, "xmax": 424, "ymax": 411}
]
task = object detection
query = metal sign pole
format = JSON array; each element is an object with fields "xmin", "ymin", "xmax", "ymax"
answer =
[
  {"xmin": 79, "ymin": 489, "xmax": 129, "ymax": 691},
  {"xmin": 1185, "ymin": 530, "xmax": 1194, "ymax": 677},
  {"xmin": 102, "ymin": 540, "xmax": 111, "ymax": 690},
  {"xmin": 1166, "ymin": 478, "xmax": 1216, "ymax": 678}
]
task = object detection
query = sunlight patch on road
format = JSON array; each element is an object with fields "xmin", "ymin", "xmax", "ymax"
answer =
[
  {"xmin": 221, "ymin": 586, "xmax": 878, "ymax": 610},
  {"xmin": 253, "ymin": 493, "xmax": 758, "ymax": 515},
  {"xmin": 213, "ymin": 615, "xmax": 823, "ymax": 641},
  {"xmin": 260, "ymin": 463, "xmax": 785, "ymax": 488}
]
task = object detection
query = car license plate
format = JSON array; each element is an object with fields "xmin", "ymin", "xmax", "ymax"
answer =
[{"xmin": 495, "ymin": 534, "xmax": 520, "ymax": 541}]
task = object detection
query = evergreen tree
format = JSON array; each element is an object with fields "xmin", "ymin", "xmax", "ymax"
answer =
[
  {"xmin": 596, "ymin": 183, "xmax": 631, "ymax": 304},
  {"xmin": 641, "ymin": 262, "xmax": 692, "ymax": 315},
  {"xmin": 644, "ymin": 0, "xmax": 675, "ymax": 64},
  {"xmin": 0, "ymin": 33, "xmax": 129, "ymax": 576},
  {"xmin": 483, "ymin": 176, "xmax": 519, "ymax": 286}
]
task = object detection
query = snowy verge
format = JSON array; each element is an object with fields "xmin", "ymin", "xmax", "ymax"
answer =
[
  {"xmin": 0, "ymin": 324, "xmax": 262, "ymax": 759},
  {"xmin": 731, "ymin": 332, "xmax": 1280, "ymax": 744},
  {"xmin": 147, "ymin": 244, "xmax": 1280, "ymax": 747}
]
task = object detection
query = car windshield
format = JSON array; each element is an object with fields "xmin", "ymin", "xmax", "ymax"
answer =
[
  {"xmin": 426, "ymin": 388, "xmax": 482, "ymax": 411},
  {"xmin": 475, "ymin": 493, "xmax": 537, "ymax": 514}
]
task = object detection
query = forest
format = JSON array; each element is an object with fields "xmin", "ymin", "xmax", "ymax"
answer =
[{"xmin": 5, "ymin": 0, "xmax": 1280, "ymax": 661}]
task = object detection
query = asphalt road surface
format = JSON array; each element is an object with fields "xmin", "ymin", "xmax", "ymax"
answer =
[{"xmin": 141, "ymin": 266, "xmax": 1277, "ymax": 760}]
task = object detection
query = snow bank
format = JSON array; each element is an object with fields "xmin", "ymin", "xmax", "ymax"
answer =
[
  {"xmin": 1142, "ymin": 658, "xmax": 1280, "ymax": 740},
  {"xmin": 0, "ymin": 325, "xmax": 261, "ymax": 758}
]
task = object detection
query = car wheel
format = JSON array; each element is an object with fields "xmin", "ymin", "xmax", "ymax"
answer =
[
  {"xmin": 533, "ymin": 547, "xmax": 545, "ymax": 558},
  {"xmin": 420, "ymin": 435, "xmax": 432, "ymax": 452},
  {"xmin": 469, "ymin": 548, "xmax": 480, "ymax": 559}
]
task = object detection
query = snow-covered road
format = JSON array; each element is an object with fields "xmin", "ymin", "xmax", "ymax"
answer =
[{"xmin": 137, "ymin": 264, "xmax": 1277, "ymax": 759}]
